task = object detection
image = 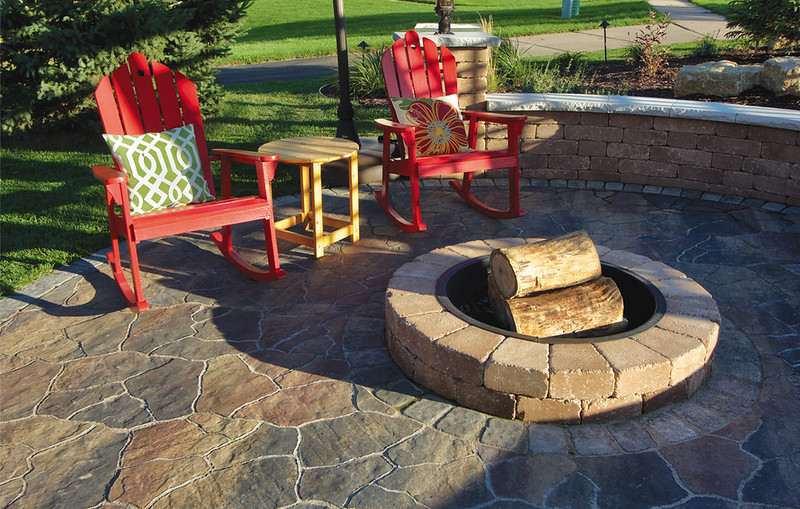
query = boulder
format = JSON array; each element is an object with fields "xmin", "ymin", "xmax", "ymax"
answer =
[
  {"xmin": 761, "ymin": 57, "xmax": 800, "ymax": 96},
  {"xmin": 674, "ymin": 60, "xmax": 763, "ymax": 98}
]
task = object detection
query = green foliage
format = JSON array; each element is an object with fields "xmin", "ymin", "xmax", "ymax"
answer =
[
  {"xmin": 491, "ymin": 39, "xmax": 597, "ymax": 93},
  {"xmin": 626, "ymin": 11, "xmax": 671, "ymax": 82},
  {"xmin": 726, "ymin": 0, "xmax": 800, "ymax": 47},
  {"xmin": 349, "ymin": 48, "xmax": 386, "ymax": 99},
  {"xmin": 1, "ymin": 0, "xmax": 251, "ymax": 135},
  {"xmin": 692, "ymin": 34, "xmax": 722, "ymax": 58}
]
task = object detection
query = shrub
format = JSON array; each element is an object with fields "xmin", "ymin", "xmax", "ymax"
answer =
[
  {"xmin": 349, "ymin": 47, "xmax": 386, "ymax": 99},
  {"xmin": 1, "ymin": 0, "xmax": 251, "ymax": 136},
  {"xmin": 726, "ymin": 0, "xmax": 800, "ymax": 48},
  {"xmin": 626, "ymin": 11, "xmax": 671, "ymax": 82},
  {"xmin": 692, "ymin": 33, "xmax": 723, "ymax": 58},
  {"xmin": 492, "ymin": 39, "xmax": 598, "ymax": 94}
]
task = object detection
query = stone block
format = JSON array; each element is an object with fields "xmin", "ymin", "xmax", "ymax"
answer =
[
  {"xmin": 594, "ymin": 339, "xmax": 671, "ymax": 397},
  {"xmin": 526, "ymin": 168, "xmax": 578, "ymax": 180},
  {"xmin": 580, "ymin": 113, "xmax": 609, "ymax": 126},
  {"xmin": 753, "ymin": 174, "xmax": 800, "ymax": 196},
  {"xmin": 564, "ymin": 125, "xmax": 623, "ymax": 143},
  {"xmin": 650, "ymin": 146, "xmax": 712, "ymax": 167},
  {"xmin": 748, "ymin": 125, "xmax": 797, "ymax": 144},
  {"xmin": 590, "ymin": 156, "xmax": 619, "ymax": 172},
  {"xmin": 711, "ymin": 152, "xmax": 743, "ymax": 171},
  {"xmin": 610, "ymin": 114, "xmax": 654, "ymax": 129},
  {"xmin": 697, "ymin": 135, "xmax": 761, "ymax": 157},
  {"xmin": 486, "ymin": 138, "xmax": 512, "ymax": 151},
  {"xmin": 435, "ymin": 327, "xmax": 504, "ymax": 386},
  {"xmin": 653, "ymin": 117, "xmax": 716, "ymax": 134},
  {"xmin": 618, "ymin": 159, "xmax": 678, "ymax": 178},
  {"xmin": 516, "ymin": 397, "xmax": 581, "ymax": 424},
  {"xmin": 456, "ymin": 61, "xmax": 488, "ymax": 78},
  {"xmin": 624, "ymin": 128, "xmax": 667, "ymax": 146},
  {"xmin": 743, "ymin": 158, "xmax": 797, "ymax": 179},
  {"xmin": 667, "ymin": 131, "xmax": 698, "ymax": 149},
  {"xmin": 391, "ymin": 312, "xmax": 469, "ymax": 363},
  {"xmin": 548, "ymin": 155, "xmax": 590, "ymax": 170},
  {"xmin": 578, "ymin": 140, "xmax": 606, "ymax": 156},
  {"xmin": 485, "ymin": 123, "xmax": 508, "ymax": 139},
  {"xmin": 484, "ymin": 338, "xmax": 548, "ymax": 398},
  {"xmin": 761, "ymin": 142, "xmax": 800, "ymax": 163},
  {"xmin": 760, "ymin": 56, "xmax": 800, "ymax": 96},
  {"xmin": 674, "ymin": 60, "xmax": 762, "ymax": 97},
  {"xmin": 521, "ymin": 139, "xmax": 578, "ymax": 155},
  {"xmin": 520, "ymin": 153, "xmax": 548, "ymax": 169},
  {"xmin": 581, "ymin": 395, "xmax": 642, "ymax": 422},
  {"xmin": 607, "ymin": 142, "xmax": 649, "ymax": 160},
  {"xmin": 678, "ymin": 165, "xmax": 723, "ymax": 184},
  {"xmin": 450, "ymin": 47, "xmax": 489, "ymax": 63},
  {"xmin": 549, "ymin": 344, "xmax": 614, "ymax": 399},
  {"xmin": 634, "ymin": 327, "xmax": 707, "ymax": 385},
  {"xmin": 385, "ymin": 293, "xmax": 442, "ymax": 332},
  {"xmin": 387, "ymin": 275, "xmax": 436, "ymax": 297},
  {"xmin": 458, "ymin": 93, "xmax": 486, "ymax": 110},
  {"xmin": 457, "ymin": 77, "xmax": 487, "ymax": 94},
  {"xmin": 715, "ymin": 122, "xmax": 749, "ymax": 139}
]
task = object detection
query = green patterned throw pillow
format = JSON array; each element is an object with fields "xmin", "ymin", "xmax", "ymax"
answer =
[{"xmin": 103, "ymin": 124, "xmax": 214, "ymax": 215}]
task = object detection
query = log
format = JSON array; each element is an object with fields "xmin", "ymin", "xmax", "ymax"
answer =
[
  {"xmin": 489, "ymin": 231, "xmax": 601, "ymax": 299},
  {"xmin": 494, "ymin": 277, "xmax": 625, "ymax": 338}
]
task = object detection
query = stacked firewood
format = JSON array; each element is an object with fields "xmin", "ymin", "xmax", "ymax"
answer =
[{"xmin": 488, "ymin": 231, "xmax": 625, "ymax": 338}]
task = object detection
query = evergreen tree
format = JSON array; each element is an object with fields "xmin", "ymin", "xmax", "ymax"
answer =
[{"xmin": 1, "ymin": 0, "xmax": 252, "ymax": 135}]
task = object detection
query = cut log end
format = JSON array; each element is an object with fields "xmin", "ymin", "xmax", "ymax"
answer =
[
  {"xmin": 500, "ymin": 277, "xmax": 624, "ymax": 339},
  {"xmin": 489, "ymin": 230, "xmax": 601, "ymax": 300}
]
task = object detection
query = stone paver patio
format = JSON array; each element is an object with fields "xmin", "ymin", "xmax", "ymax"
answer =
[{"xmin": 1, "ymin": 183, "xmax": 799, "ymax": 508}]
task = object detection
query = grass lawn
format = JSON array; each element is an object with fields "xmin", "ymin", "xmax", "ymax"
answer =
[
  {"xmin": 0, "ymin": 80, "xmax": 384, "ymax": 295},
  {"xmin": 525, "ymin": 38, "xmax": 743, "ymax": 64},
  {"xmin": 225, "ymin": 0, "xmax": 655, "ymax": 64},
  {"xmin": 688, "ymin": 0, "xmax": 732, "ymax": 16}
]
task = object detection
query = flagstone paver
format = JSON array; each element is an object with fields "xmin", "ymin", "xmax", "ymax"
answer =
[{"xmin": 1, "ymin": 184, "xmax": 798, "ymax": 507}]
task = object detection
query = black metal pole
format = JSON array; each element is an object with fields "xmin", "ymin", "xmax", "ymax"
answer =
[{"xmin": 333, "ymin": 0, "xmax": 360, "ymax": 145}]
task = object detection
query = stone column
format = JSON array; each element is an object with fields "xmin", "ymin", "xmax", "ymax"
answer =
[{"xmin": 393, "ymin": 23, "xmax": 500, "ymax": 111}]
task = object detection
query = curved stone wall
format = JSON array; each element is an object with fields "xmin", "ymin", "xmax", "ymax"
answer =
[
  {"xmin": 385, "ymin": 238, "xmax": 720, "ymax": 424},
  {"xmin": 483, "ymin": 94, "xmax": 800, "ymax": 206}
]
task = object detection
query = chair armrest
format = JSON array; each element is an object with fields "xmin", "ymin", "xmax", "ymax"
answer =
[
  {"xmin": 462, "ymin": 111, "xmax": 527, "ymax": 126},
  {"xmin": 212, "ymin": 148, "xmax": 279, "ymax": 165},
  {"xmin": 92, "ymin": 165, "xmax": 127, "ymax": 184},
  {"xmin": 375, "ymin": 118, "xmax": 416, "ymax": 134}
]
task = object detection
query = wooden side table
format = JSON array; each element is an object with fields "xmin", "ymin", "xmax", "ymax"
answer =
[{"xmin": 258, "ymin": 136, "xmax": 360, "ymax": 258}]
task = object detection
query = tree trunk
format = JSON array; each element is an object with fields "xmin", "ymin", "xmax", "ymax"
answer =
[
  {"xmin": 489, "ymin": 231, "xmax": 601, "ymax": 299},
  {"xmin": 495, "ymin": 277, "xmax": 624, "ymax": 338}
]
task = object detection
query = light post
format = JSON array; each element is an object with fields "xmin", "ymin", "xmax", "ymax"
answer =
[
  {"xmin": 332, "ymin": 0, "xmax": 359, "ymax": 145},
  {"xmin": 435, "ymin": 0, "xmax": 454, "ymax": 35},
  {"xmin": 600, "ymin": 19, "xmax": 610, "ymax": 64}
]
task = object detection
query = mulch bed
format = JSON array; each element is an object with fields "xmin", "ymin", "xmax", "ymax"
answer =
[{"xmin": 588, "ymin": 49, "xmax": 800, "ymax": 110}]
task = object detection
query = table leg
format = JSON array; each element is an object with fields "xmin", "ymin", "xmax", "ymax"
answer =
[
  {"xmin": 348, "ymin": 154, "xmax": 360, "ymax": 243},
  {"xmin": 300, "ymin": 164, "xmax": 311, "ymax": 224},
  {"xmin": 311, "ymin": 162, "xmax": 325, "ymax": 258}
]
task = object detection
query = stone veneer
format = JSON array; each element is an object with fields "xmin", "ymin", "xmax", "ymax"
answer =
[
  {"xmin": 480, "ymin": 94, "xmax": 800, "ymax": 206},
  {"xmin": 385, "ymin": 238, "xmax": 720, "ymax": 424}
]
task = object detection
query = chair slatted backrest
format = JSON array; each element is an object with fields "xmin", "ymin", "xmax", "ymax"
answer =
[
  {"xmin": 94, "ymin": 53, "xmax": 216, "ymax": 195},
  {"xmin": 382, "ymin": 31, "xmax": 458, "ymax": 121}
]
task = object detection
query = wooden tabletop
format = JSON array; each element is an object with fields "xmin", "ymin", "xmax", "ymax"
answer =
[{"xmin": 258, "ymin": 136, "xmax": 359, "ymax": 164}]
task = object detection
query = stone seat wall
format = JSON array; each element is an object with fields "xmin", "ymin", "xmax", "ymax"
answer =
[{"xmin": 480, "ymin": 94, "xmax": 800, "ymax": 206}]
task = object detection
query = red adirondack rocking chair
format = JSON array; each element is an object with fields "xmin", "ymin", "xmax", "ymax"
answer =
[
  {"xmin": 92, "ymin": 53, "xmax": 285, "ymax": 311},
  {"xmin": 376, "ymin": 31, "xmax": 528, "ymax": 232}
]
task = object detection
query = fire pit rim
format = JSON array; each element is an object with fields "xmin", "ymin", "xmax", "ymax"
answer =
[{"xmin": 434, "ymin": 256, "xmax": 667, "ymax": 344}]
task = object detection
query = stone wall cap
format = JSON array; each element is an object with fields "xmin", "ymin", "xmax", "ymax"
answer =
[
  {"xmin": 487, "ymin": 93, "xmax": 800, "ymax": 132},
  {"xmin": 393, "ymin": 30, "xmax": 501, "ymax": 48}
]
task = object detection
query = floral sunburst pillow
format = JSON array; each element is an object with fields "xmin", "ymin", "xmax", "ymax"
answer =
[{"xmin": 391, "ymin": 94, "xmax": 468, "ymax": 156}]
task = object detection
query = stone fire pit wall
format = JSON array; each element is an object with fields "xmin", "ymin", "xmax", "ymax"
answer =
[
  {"xmin": 385, "ymin": 239, "xmax": 721, "ymax": 424},
  {"xmin": 480, "ymin": 94, "xmax": 800, "ymax": 206}
]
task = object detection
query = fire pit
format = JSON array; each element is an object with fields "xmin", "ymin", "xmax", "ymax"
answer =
[{"xmin": 385, "ymin": 238, "xmax": 720, "ymax": 424}]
